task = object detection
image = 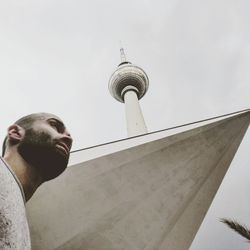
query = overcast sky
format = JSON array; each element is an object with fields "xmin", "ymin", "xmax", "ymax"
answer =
[{"xmin": 0, "ymin": 0, "xmax": 250, "ymax": 249}]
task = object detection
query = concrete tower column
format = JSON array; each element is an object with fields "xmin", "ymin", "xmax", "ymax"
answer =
[
  {"xmin": 109, "ymin": 49, "xmax": 149, "ymax": 137},
  {"xmin": 122, "ymin": 86, "xmax": 147, "ymax": 136}
]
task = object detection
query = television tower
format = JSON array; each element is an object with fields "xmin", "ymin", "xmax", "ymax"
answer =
[{"xmin": 109, "ymin": 48, "xmax": 149, "ymax": 137}]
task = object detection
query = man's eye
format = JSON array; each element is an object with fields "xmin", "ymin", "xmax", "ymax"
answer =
[{"xmin": 50, "ymin": 122, "xmax": 60, "ymax": 132}]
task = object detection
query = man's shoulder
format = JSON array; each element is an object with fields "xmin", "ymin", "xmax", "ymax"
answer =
[
  {"xmin": 0, "ymin": 157, "xmax": 23, "ymax": 200},
  {"xmin": 0, "ymin": 157, "xmax": 18, "ymax": 194},
  {"xmin": 0, "ymin": 157, "xmax": 31, "ymax": 250}
]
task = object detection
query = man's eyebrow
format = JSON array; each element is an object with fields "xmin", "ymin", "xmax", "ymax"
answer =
[{"xmin": 47, "ymin": 118, "xmax": 65, "ymax": 129}]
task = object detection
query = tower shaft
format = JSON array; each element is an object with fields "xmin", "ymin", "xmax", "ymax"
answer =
[{"xmin": 124, "ymin": 90, "xmax": 147, "ymax": 136}]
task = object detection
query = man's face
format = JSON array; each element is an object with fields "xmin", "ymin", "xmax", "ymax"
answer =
[{"xmin": 17, "ymin": 115, "xmax": 73, "ymax": 181}]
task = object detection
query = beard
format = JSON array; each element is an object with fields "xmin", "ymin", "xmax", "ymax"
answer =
[{"xmin": 17, "ymin": 128, "xmax": 69, "ymax": 181}]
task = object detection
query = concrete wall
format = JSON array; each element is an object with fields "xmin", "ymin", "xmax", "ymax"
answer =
[{"xmin": 26, "ymin": 112, "xmax": 250, "ymax": 250}]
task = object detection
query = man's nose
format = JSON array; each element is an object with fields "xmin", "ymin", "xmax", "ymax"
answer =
[{"xmin": 61, "ymin": 132, "xmax": 73, "ymax": 150}]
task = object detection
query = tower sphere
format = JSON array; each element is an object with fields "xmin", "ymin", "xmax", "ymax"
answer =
[{"xmin": 108, "ymin": 61, "xmax": 149, "ymax": 103}]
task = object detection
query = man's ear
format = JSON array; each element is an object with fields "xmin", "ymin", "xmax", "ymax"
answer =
[{"xmin": 7, "ymin": 124, "xmax": 25, "ymax": 145}]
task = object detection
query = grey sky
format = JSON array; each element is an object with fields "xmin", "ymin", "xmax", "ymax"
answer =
[{"xmin": 0, "ymin": 0, "xmax": 249, "ymax": 249}]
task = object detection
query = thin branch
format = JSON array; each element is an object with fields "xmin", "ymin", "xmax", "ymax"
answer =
[{"xmin": 220, "ymin": 218, "xmax": 250, "ymax": 242}]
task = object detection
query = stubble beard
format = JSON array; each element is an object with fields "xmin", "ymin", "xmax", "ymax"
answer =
[{"xmin": 17, "ymin": 128, "xmax": 69, "ymax": 181}]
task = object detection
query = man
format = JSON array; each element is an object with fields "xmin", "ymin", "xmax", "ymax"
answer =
[{"xmin": 0, "ymin": 113, "xmax": 73, "ymax": 250}]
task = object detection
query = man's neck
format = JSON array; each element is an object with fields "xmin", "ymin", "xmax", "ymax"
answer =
[{"xmin": 3, "ymin": 149, "xmax": 43, "ymax": 202}]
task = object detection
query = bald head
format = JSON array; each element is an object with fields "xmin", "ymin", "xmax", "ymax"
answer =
[
  {"xmin": 15, "ymin": 113, "xmax": 62, "ymax": 128},
  {"xmin": 2, "ymin": 113, "xmax": 63, "ymax": 157}
]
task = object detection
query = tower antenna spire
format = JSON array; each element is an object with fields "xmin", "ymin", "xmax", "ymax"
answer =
[{"xmin": 119, "ymin": 41, "xmax": 127, "ymax": 63}]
